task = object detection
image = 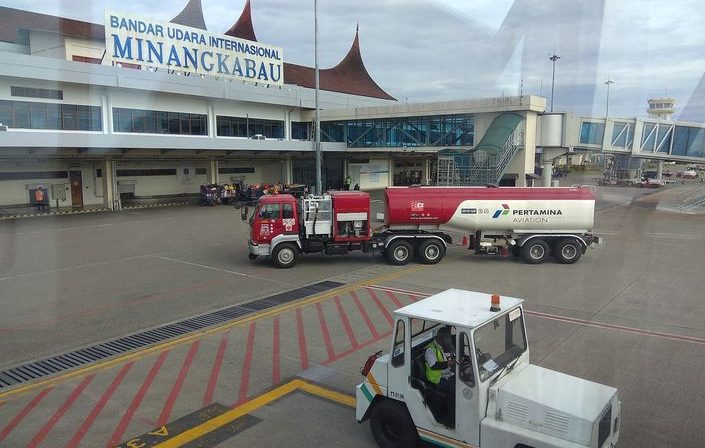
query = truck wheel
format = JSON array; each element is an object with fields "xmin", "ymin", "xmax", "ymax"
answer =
[
  {"xmin": 554, "ymin": 238, "xmax": 583, "ymax": 264},
  {"xmin": 271, "ymin": 243, "xmax": 299, "ymax": 269},
  {"xmin": 417, "ymin": 239, "xmax": 445, "ymax": 264},
  {"xmin": 370, "ymin": 400, "xmax": 418, "ymax": 448},
  {"xmin": 386, "ymin": 240, "xmax": 414, "ymax": 266},
  {"xmin": 522, "ymin": 239, "xmax": 549, "ymax": 264}
]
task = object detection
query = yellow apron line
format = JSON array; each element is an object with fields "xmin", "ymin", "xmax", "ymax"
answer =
[
  {"xmin": 298, "ymin": 382, "xmax": 356, "ymax": 408},
  {"xmin": 152, "ymin": 379, "xmax": 356, "ymax": 448},
  {"xmin": 0, "ymin": 262, "xmax": 430, "ymax": 401}
]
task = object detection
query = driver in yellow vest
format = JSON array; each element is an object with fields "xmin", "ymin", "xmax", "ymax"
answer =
[{"xmin": 424, "ymin": 326, "xmax": 455, "ymax": 393}]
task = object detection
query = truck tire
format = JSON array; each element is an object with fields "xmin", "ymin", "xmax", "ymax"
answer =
[
  {"xmin": 370, "ymin": 399, "xmax": 418, "ymax": 448},
  {"xmin": 417, "ymin": 239, "xmax": 445, "ymax": 264},
  {"xmin": 386, "ymin": 240, "xmax": 414, "ymax": 266},
  {"xmin": 522, "ymin": 239, "xmax": 549, "ymax": 264},
  {"xmin": 271, "ymin": 243, "xmax": 300, "ymax": 269},
  {"xmin": 554, "ymin": 238, "xmax": 583, "ymax": 264}
]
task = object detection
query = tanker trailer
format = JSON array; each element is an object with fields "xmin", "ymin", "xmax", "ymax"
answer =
[{"xmin": 382, "ymin": 186, "xmax": 599, "ymax": 264}]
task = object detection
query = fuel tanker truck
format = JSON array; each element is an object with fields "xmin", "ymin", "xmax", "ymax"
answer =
[{"xmin": 246, "ymin": 186, "xmax": 599, "ymax": 268}]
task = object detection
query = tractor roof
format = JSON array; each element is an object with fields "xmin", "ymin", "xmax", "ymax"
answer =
[{"xmin": 394, "ymin": 289, "xmax": 523, "ymax": 329}]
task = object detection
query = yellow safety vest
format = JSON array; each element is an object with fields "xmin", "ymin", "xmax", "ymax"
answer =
[{"xmin": 425, "ymin": 341, "xmax": 446, "ymax": 385}]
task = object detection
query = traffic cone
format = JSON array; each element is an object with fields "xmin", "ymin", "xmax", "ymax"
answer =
[{"xmin": 461, "ymin": 234, "xmax": 468, "ymax": 247}]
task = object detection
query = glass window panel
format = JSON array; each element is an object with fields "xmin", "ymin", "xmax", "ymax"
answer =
[
  {"xmin": 46, "ymin": 103, "xmax": 61, "ymax": 130},
  {"xmin": 30, "ymin": 102, "xmax": 47, "ymax": 129},
  {"xmin": 77, "ymin": 106, "xmax": 90, "ymax": 130},
  {"xmin": 62, "ymin": 104, "xmax": 77, "ymax": 130},
  {"xmin": 13, "ymin": 102, "xmax": 30, "ymax": 128},
  {"xmin": 168, "ymin": 112, "xmax": 180, "ymax": 134},
  {"xmin": 580, "ymin": 122, "xmax": 605, "ymax": 145},
  {"xmin": 90, "ymin": 106, "xmax": 102, "ymax": 131},
  {"xmin": 0, "ymin": 100, "xmax": 12, "ymax": 126}
]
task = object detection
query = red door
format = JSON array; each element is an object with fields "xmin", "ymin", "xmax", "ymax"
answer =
[
  {"xmin": 252, "ymin": 202, "xmax": 282, "ymax": 245},
  {"xmin": 251, "ymin": 199, "xmax": 299, "ymax": 245},
  {"xmin": 69, "ymin": 171, "xmax": 83, "ymax": 207}
]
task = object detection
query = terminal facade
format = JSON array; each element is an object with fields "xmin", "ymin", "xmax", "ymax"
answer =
[{"xmin": 1, "ymin": 0, "xmax": 704, "ymax": 211}]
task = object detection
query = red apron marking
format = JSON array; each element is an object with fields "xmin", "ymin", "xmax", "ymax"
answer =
[
  {"xmin": 236, "ymin": 323, "xmax": 257, "ymax": 405},
  {"xmin": 316, "ymin": 302, "xmax": 336, "ymax": 360},
  {"xmin": 0, "ymin": 388, "xmax": 53, "ymax": 443},
  {"xmin": 295, "ymin": 309, "xmax": 309, "ymax": 370},
  {"xmin": 334, "ymin": 296, "xmax": 359, "ymax": 349},
  {"xmin": 203, "ymin": 331, "xmax": 230, "ymax": 407},
  {"xmin": 367, "ymin": 288, "xmax": 394, "ymax": 327},
  {"xmin": 323, "ymin": 330, "xmax": 393, "ymax": 366},
  {"xmin": 272, "ymin": 317, "xmax": 281, "ymax": 385},
  {"xmin": 158, "ymin": 340, "xmax": 201, "ymax": 426},
  {"xmin": 351, "ymin": 291, "xmax": 380, "ymax": 339},
  {"xmin": 28, "ymin": 374, "xmax": 95, "ymax": 448},
  {"xmin": 384, "ymin": 290, "xmax": 404, "ymax": 308},
  {"xmin": 67, "ymin": 362, "xmax": 134, "ymax": 447},
  {"xmin": 108, "ymin": 350, "xmax": 170, "ymax": 447}
]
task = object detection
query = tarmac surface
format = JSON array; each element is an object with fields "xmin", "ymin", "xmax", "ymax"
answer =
[{"xmin": 1, "ymin": 182, "xmax": 704, "ymax": 447}]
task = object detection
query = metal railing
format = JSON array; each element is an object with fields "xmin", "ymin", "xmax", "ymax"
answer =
[{"xmin": 436, "ymin": 129, "xmax": 523, "ymax": 186}]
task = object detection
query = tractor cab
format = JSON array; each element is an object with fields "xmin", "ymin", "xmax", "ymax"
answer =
[{"xmin": 357, "ymin": 289, "xmax": 621, "ymax": 448}]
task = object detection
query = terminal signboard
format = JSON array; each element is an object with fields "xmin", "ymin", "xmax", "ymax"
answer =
[{"xmin": 105, "ymin": 10, "xmax": 284, "ymax": 87}]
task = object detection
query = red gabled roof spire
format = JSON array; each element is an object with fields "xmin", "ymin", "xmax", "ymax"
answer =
[
  {"xmin": 226, "ymin": 0, "xmax": 258, "ymax": 42},
  {"xmin": 171, "ymin": 0, "xmax": 207, "ymax": 30}
]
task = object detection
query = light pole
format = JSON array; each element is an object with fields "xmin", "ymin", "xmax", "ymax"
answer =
[
  {"xmin": 313, "ymin": 0, "xmax": 322, "ymax": 195},
  {"xmin": 603, "ymin": 79, "xmax": 614, "ymax": 174},
  {"xmin": 549, "ymin": 54, "xmax": 560, "ymax": 112},
  {"xmin": 604, "ymin": 79, "xmax": 614, "ymax": 117}
]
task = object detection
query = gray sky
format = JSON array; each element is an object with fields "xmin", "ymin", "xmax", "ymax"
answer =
[{"xmin": 3, "ymin": 0, "xmax": 704, "ymax": 121}]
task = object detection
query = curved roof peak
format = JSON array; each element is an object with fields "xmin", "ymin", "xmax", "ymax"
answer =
[
  {"xmin": 331, "ymin": 24, "xmax": 366, "ymax": 74},
  {"xmin": 226, "ymin": 0, "xmax": 258, "ymax": 42},
  {"xmin": 171, "ymin": 0, "xmax": 207, "ymax": 30}
]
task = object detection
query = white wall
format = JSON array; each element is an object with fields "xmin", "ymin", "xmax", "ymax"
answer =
[{"xmin": 347, "ymin": 157, "xmax": 392, "ymax": 190}]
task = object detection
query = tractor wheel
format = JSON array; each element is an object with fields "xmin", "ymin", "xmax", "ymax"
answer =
[{"xmin": 370, "ymin": 399, "xmax": 419, "ymax": 448}]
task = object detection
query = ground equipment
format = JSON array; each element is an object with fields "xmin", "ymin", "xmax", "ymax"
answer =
[
  {"xmin": 356, "ymin": 289, "xmax": 621, "ymax": 448},
  {"xmin": 246, "ymin": 186, "xmax": 599, "ymax": 268}
]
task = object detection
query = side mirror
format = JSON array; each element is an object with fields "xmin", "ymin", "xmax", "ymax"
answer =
[{"xmin": 241, "ymin": 206, "xmax": 248, "ymax": 222}]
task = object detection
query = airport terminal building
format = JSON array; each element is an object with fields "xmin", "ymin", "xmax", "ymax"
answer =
[{"xmin": 0, "ymin": 0, "xmax": 553, "ymax": 211}]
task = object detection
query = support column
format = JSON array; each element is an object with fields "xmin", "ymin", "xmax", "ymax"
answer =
[
  {"xmin": 103, "ymin": 158, "xmax": 114, "ymax": 210},
  {"xmin": 657, "ymin": 160, "xmax": 664, "ymax": 180},
  {"xmin": 543, "ymin": 160, "xmax": 554, "ymax": 187},
  {"xmin": 103, "ymin": 159, "xmax": 121, "ymax": 211},
  {"xmin": 283, "ymin": 157, "xmax": 293, "ymax": 184},
  {"xmin": 207, "ymin": 159, "xmax": 219, "ymax": 184}
]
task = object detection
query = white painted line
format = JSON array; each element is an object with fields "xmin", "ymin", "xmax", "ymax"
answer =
[{"xmin": 155, "ymin": 256, "xmax": 276, "ymax": 282}]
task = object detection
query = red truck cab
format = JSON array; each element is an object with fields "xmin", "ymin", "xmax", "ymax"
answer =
[{"xmin": 249, "ymin": 194, "xmax": 299, "ymax": 247}]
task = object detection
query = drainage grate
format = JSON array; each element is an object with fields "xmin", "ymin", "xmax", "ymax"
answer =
[{"xmin": 0, "ymin": 280, "xmax": 344, "ymax": 390}]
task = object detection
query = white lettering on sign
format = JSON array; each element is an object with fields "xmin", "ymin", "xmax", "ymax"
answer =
[
  {"xmin": 283, "ymin": 218, "xmax": 295, "ymax": 232},
  {"xmin": 105, "ymin": 10, "xmax": 284, "ymax": 86},
  {"xmin": 410, "ymin": 200, "xmax": 424, "ymax": 212},
  {"xmin": 508, "ymin": 308, "xmax": 521, "ymax": 322},
  {"xmin": 260, "ymin": 223, "xmax": 270, "ymax": 236}
]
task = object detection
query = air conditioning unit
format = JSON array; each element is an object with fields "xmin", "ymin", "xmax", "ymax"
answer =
[{"xmin": 251, "ymin": 134, "xmax": 266, "ymax": 140}]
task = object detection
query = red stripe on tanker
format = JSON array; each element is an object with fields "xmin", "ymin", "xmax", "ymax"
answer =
[{"xmin": 384, "ymin": 187, "xmax": 595, "ymax": 232}]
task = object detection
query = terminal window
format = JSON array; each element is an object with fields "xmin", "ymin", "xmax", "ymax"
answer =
[
  {"xmin": 113, "ymin": 108, "xmax": 207, "ymax": 136},
  {"xmin": 10, "ymin": 86, "xmax": 63, "ymax": 100},
  {"xmin": 217, "ymin": 116, "xmax": 284, "ymax": 139},
  {"xmin": 0, "ymin": 100, "xmax": 101, "ymax": 131}
]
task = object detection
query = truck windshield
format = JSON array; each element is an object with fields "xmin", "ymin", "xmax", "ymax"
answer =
[{"xmin": 473, "ymin": 307, "xmax": 527, "ymax": 382}]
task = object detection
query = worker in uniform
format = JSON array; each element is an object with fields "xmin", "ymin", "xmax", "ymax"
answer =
[
  {"xmin": 424, "ymin": 326, "xmax": 456, "ymax": 424},
  {"xmin": 34, "ymin": 186, "xmax": 46, "ymax": 212}
]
